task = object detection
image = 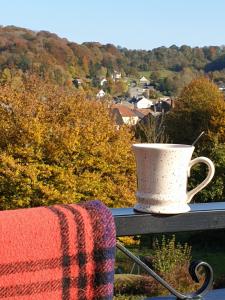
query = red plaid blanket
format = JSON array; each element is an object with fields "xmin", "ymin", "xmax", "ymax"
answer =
[{"xmin": 0, "ymin": 200, "xmax": 116, "ymax": 299}]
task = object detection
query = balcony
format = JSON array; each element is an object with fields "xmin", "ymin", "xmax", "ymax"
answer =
[{"xmin": 112, "ymin": 202, "xmax": 225, "ymax": 299}]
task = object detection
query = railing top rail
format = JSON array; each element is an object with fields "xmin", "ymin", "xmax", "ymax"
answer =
[{"xmin": 111, "ymin": 202, "xmax": 225, "ymax": 236}]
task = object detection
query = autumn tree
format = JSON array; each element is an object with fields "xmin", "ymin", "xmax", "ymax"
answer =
[
  {"xmin": 0, "ymin": 77, "xmax": 136, "ymax": 210},
  {"xmin": 165, "ymin": 77, "xmax": 225, "ymax": 202},
  {"xmin": 2, "ymin": 26, "xmax": 225, "ymax": 96},
  {"xmin": 165, "ymin": 77, "xmax": 225, "ymax": 145}
]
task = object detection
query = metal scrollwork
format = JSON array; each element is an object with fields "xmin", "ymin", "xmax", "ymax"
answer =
[{"xmin": 116, "ymin": 241, "xmax": 213, "ymax": 299}]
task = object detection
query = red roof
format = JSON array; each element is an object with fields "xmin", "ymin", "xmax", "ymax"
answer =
[
  {"xmin": 133, "ymin": 108, "xmax": 152, "ymax": 118},
  {"xmin": 111, "ymin": 104, "xmax": 136, "ymax": 117}
]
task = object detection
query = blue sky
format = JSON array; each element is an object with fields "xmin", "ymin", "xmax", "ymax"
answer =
[{"xmin": 1, "ymin": 0, "xmax": 225, "ymax": 50}]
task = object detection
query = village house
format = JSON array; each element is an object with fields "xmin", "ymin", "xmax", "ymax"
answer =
[
  {"xmin": 132, "ymin": 108, "xmax": 152, "ymax": 120},
  {"xmin": 111, "ymin": 104, "xmax": 157, "ymax": 127},
  {"xmin": 151, "ymin": 97, "xmax": 174, "ymax": 112},
  {"xmin": 111, "ymin": 104, "xmax": 139, "ymax": 126},
  {"xmin": 112, "ymin": 70, "xmax": 122, "ymax": 81},
  {"xmin": 128, "ymin": 86, "xmax": 144, "ymax": 98},
  {"xmin": 139, "ymin": 76, "xmax": 150, "ymax": 85},
  {"xmin": 100, "ymin": 78, "xmax": 107, "ymax": 86},
  {"xmin": 133, "ymin": 96, "xmax": 153, "ymax": 109},
  {"xmin": 96, "ymin": 89, "xmax": 106, "ymax": 98}
]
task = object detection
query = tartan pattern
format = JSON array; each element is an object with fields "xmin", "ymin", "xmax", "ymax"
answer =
[{"xmin": 0, "ymin": 200, "xmax": 116, "ymax": 299}]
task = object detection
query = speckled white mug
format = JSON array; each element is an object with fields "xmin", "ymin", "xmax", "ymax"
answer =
[{"xmin": 133, "ymin": 143, "xmax": 215, "ymax": 214}]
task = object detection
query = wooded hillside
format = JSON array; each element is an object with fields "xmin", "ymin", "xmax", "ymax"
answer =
[{"xmin": 1, "ymin": 25, "xmax": 225, "ymax": 93}]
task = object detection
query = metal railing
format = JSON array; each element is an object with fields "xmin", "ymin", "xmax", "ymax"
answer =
[{"xmin": 112, "ymin": 202, "xmax": 225, "ymax": 299}]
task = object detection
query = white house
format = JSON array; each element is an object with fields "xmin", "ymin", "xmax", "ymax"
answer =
[
  {"xmin": 96, "ymin": 89, "xmax": 106, "ymax": 98},
  {"xmin": 140, "ymin": 76, "xmax": 150, "ymax": 85},
  {"xmin": 112, "ymin": 71, "xmax": 122, "ymax": 80},
  {"xmin": 100, "ymin": 78, "xmax": 107, "ymax": 86},
  {"xmin": 159, "ymin": 96, "xmax": 170, "ymax": 101},
  {"xmin": 134, "ymin": 97, "xmax": 153, "ymax": 109}
]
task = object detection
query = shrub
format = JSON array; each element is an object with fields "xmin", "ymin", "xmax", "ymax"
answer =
[
  {"xmin": 114, "ymin": 274, "xmax": 156, "ymax": 297},
  {"xmin": 152, "ymin": 235, "xmax": 199, "ymax": 295},
  {"xmin": 115, "ymin": 235, "xmax": 200, "ymax": 297},
  {"xmin": 152, "ymin": 235, "xmax": 191, "ymax": 274}
]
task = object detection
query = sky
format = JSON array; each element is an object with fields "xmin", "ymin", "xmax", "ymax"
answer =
[{"xmin": 1, "ymin": 0, "xmax": 225, "ymax": 50}]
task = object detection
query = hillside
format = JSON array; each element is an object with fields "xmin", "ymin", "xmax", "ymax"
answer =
[{"xmin": 1, "ymin": 25, "xmax": 225, "ymax": 94}]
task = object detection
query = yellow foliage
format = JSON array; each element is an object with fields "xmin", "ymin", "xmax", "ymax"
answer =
[
  {"xmin": 0, "ymin": 77, "xmax": 136, "ymax": 209},
  {"xmin": 118, "ymin": 236, "xmax": 140, "ymax": 247}
]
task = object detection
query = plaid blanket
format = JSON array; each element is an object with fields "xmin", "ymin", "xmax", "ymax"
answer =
[{"xmin": 0, "ymin": 200, "xmax": 116, "ymax": 299}]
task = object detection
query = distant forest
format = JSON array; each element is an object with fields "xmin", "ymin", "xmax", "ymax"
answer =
[{"xmin": 1, "ymin": 25, "xmax": 225, "ymax": 95}]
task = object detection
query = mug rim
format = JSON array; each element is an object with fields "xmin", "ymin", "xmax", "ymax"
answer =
[{"xmin": 132, "ymin": 143, "xmax": 194, "ymax": 150}]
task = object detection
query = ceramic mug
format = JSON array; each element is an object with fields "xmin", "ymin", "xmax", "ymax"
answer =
[{"xmin": 133, "ymin": 143, "xmax": 215, "ymax": 214}]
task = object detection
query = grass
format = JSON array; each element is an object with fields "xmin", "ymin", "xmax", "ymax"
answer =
[
  {"xmin": 192, "ymin": 250, "xmax": 225, "ymax": 280},
  {"xmin": 138, "ymin": 71, "xmax": 152, "ymax": 79},
  {"xmin": 156, "ymin": 69, "xmax": 174, "ymax": 79},
  {"xmin": 138, "ymin": 69, "xmax": 175, "ymax": 80}
]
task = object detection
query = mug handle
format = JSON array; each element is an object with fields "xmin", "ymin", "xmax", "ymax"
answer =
[{"xmin": 187, "ymin": 157, "xmax": 215, "ymax": 203}]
